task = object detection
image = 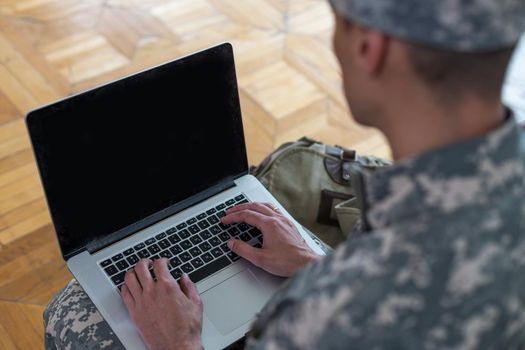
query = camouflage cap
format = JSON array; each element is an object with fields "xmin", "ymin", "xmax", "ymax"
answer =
[{"xmin": 328, "ymin": 0, "xmax": 525, "ymax": 51}]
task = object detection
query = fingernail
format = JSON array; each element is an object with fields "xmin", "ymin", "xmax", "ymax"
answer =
[{"xmin": 227, "ymin": 240, "xmax": 234, "ymax": 249}]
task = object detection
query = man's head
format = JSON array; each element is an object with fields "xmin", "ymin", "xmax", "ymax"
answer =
[{"xmin": 329, "ymin": 0, "xmax": 525, "ymax": 128}]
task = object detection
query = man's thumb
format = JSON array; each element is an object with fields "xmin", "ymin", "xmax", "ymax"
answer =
[{"xmin": 228, "ymin": 239, "xmax": 262, "ymax": 266}]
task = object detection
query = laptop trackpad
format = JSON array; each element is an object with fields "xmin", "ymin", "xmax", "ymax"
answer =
[{"xmin": 201, "ymin": 269, "xmax": 268, "ymax": 335}]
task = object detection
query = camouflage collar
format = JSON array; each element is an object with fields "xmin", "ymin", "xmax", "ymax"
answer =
[{"xmin": 361, "ymin": 112, "xmax": 525, "ymax": 230}]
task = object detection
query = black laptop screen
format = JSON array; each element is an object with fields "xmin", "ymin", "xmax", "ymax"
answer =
[{"xmin": 27, "ymin": 44, "xmax": 248, "ymax": 259}]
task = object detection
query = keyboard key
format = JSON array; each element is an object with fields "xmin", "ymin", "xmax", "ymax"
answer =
[
  {"xmin": 180, "ymin": 240, "xmax": 192, "ymax": 250},
  {"xmin": 207, "ymin": 215, "xmax": 219, "ymax": 225},
  {"xmin": 145, "ymin": 238, "xmax": 156, "ymax": 245},
  {"xmin": 186, "ymin": 217, "xmax": 197, "ymax": 225},
  {"xmin": 189, "ymin": 256, "xmax": 230, "ymax": 283},
  {"xmin": 155, "ymin": 232, "xmax": 166, "ymax": 240},
  {"xmin": 178, "ymin": 229, "xmax": 190, "ymax": 239},
  {"xmin": 216, "ymin": 203, "xmax": 226, "ymax": 210},
  {"xmin": 199, "ymin": 230, "xmax": 212, "ymax": 240},
  {"xmin": 127, "ymin": 254, "xmax": 139, "ymax": 265},
  {"xmin": 198, "ymin": 220, "xmax": 210, "ymax": 230},
  {"xmin": 206, "ymin": 208, "xmax": 217, "ymax": 215},
  {"xmin": 190, "ymin": 235, "xmax": 203, "ymax": 245},
  {"xmin": 189, "ymin": 247, "xmax": 202, "ymax": 257},
  {"xmin": 160, "ymin": 250, "xmax": 173, "ymax": 259},
  {"xmin": 238, "ymin": 223, "xmax": 250, "ymax": 231},
  {"xmin": 168, "ymin": 234, "xmax": 181, "ymax": 244},
  {"xmin": 137, "ymin": 249, "xmax": 151, "ymax": 258},
  {"xmin": 170, "ymin": 244, "xmax": 182, "ymax": 255},
  {"xmin": 211, "ymin": 248, "xmax": 223, "ymax": 258},
  {"xmin": 116, "ymin": 260, "xmax": 129, "ymax": 270},
  {"xmin": 199, "ymin": 241, "xmax": 212, "ymax": 252},
  {"xmin": 227, "ymin": 251, "xmax": 241, "ymax": 261},
  {"xmin": 201, "ymin": 252, "xmax": 213, "ymax": 263},
  {"xmin": 220, "ymin": 243, "xmax": 229, "ymax": 253},
  {"xmin": 226, "ymin": 199, "xmax": 235, "ymax": 205},
  {"xmin": 181, "ymin": 263, "xmax": 194, "ymax": 273},
  {"xmin": 150, "ymin": 254, "xmax": 160, "ymax": 261},
  {"xmin": 111, "ymin": 271, "xmax": 126, "ymax": 285},
  {"xmin": 191, "ymin": 257, "xmax": 204, "ymax": 269},
  {"xmin": 209, "ymin": 226, "xmax": 221, "ymax": 235},
  {"xmin": 228, "ymin": 227, "xmax": 241, "ymax": 236},
  {"xmin": 123, "ymin": 248, "xmax": 134, "ymax": 256},
  {"xmin": 166, "ymin": 227, "xmax": 177, "ymax": 234},
  {"xmin": 197, "ymin": 213, "xmax": 207, "ymax": 220},
  {"xmin": 158, "ymin": 239, "xmax": 170, "ymax": 249},
  {"xmin": 219, "ymin": 232, "xmax": 230, "ymax": 242},
  {"xmin": 176, "ymin": 222, "xmax": 187, "ymax": 230},
  {"xmin": 234, "ymin": 194, "xmax": 245, "ymax": 201},
  {"xmin": 170, "ymin": 257, "xmax": 182, "ymax": 268},
  {"xmin": 179, "ymin": 252, "xmax": 192, "ymax": 262},
  {"xmin": 216, "ymin": 210, "xmax": 226, "ymax": 218},
  {"xmin": 218, "ymin": 222, "xmax": 230, "ymax": 230},
  {"xmin": 100, "ymin": 259, "xmax": 112, "ymax": 267},
  {"xmin": 254, "ymin": 243, "xmax": 262, "ymax": 249},
  {"xmin": 104, "ymin": 265, "xmax": 118, "ymax": 276},
  {"xmin": 111, "ymin": 253, "xmax": 123, "ymax": 262},
  {"xmin": 240, "ymin": 233, "xmax": 251, "ymax": 242},
  {"xmin": 188, "ymin": 225, "xmax": 200, "ymax": 234},
  {"xmin": 133, "ymin": 243, "xmax": 145, "ymax": 250},
  {"xmin": 248, "ymin": 228, "xmax": 262, "ymax": 238},
  {"xmin": 171, "ymin": 268, "xmax": 182, "ymax": 279},
  {"xmin": 238, "ymin": 199, "xmax": 249, "ymax": 204},
  {"xmin": 147, "ymin": 244, "xmax": 161, "ymax": 254},
  {"xmin": 209, "ymin": 237, "xmax": 221, "ymax": 247}
]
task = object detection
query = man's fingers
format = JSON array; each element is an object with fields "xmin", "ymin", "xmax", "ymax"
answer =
[
  {"xmin": 134, "ymin": 259, "xmax": 154, "ymax": 292},
  {"xmin": 154, "ymin": 258, "xmax": 179, "ymax": 288},
  {"xmin": 121, "ymin": 284, "xmax": 135, "ymax": 308},
  {"xmin": 227, "ymin": 239, "xmax": 263, "ymax": 267},
  {"xmin": 179, "ymin": 274, "xmax": 200, "ymax": 303},
  {"xmin": 221, "ymin": 209, "xmax": 270, "ymax": 230},
  {"xmin": 125, "ymin": 269, "xmax": 142, "ymax": 296},
  {"xmin": 226, "ymin": 202, "xmax": 280, "ymax": 217}
]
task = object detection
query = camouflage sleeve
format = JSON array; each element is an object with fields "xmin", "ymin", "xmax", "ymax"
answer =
[
  {"xmin": 44, "ymin": 279, "xmax": 124, "ymax": 350},
  {"xmin": 244, "ymin": 219, "xmax": 525, "ymax": 350}
]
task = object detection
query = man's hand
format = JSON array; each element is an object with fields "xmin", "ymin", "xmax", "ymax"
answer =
[
  {"xmin": 222, "ymin": 202, "xmax": 321, "ymax": 277},
  {"xmin": 121, "ymin": 258, "xmax": 203, "ymax": 350}
]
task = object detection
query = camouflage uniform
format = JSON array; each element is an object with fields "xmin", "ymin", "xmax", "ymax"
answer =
[
  {"xmin": 44, "ymin": 279, "xmax": 124, "ymax": 349},
  {"xmin": 245, "ymin": 114, "xmax": 525, "ymax": 349}
]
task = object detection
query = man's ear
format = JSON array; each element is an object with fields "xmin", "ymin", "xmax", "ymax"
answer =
[{"xmin": 357, "ymin": 27, "xmax": 389, "ymax": 75}]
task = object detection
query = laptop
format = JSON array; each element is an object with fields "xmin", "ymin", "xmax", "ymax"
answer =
[{"xmin": 26, "ymin": 43, "xmax": 325, "ymax": 350}]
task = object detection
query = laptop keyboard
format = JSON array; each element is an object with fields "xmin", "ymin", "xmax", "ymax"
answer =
[{"xmin": 99, "ymin": 194, "xmax": 263, "ymax": 290}]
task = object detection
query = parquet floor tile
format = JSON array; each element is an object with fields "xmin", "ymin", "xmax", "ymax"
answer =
[{"xmin": 0, "ymin": 1, "xmax": 390, "ymax": 348}]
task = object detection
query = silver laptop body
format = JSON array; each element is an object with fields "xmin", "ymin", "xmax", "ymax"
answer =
[{"xmin": 27, "ymin": 43, "xmax": 325, "ymax": 350}]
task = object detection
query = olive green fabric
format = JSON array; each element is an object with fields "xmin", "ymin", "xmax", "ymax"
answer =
[{"xmin": 252, "ymin": 138, "xmax": 391, "ymax": 248}]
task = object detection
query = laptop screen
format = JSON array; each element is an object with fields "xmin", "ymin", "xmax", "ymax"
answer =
[{"xmin": 27, "ymin": 43, "xmax": 248, "ymax": 259}]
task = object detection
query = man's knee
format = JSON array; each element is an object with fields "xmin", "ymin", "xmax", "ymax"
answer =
[{"xmin": 43, "ymin": 279, "xmax": 123, "ymax": 349}]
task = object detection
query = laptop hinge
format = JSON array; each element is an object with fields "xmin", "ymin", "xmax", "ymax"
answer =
[{"xmin": 82, "ymin": 174, "xmax": 243, "ymax": 258}]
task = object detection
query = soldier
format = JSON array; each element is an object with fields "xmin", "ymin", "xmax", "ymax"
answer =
[{"xmin": 44, "ymin": 0, "xmax": 525, "ymax": 349}]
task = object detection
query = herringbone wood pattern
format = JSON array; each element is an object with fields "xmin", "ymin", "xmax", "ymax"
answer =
[{"xmin": 0, "ymin": 0, "xmax": 390, "ymax": 348}]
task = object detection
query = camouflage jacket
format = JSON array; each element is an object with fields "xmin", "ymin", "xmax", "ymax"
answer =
[{"xmin": 245, "ymin": 114, "xmax": 525, "ymax": 350}]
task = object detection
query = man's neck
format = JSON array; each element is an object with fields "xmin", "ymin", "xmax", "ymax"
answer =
[{"xmin": 380, "ymin": 97, "xmax": 507, "ymax": 161}]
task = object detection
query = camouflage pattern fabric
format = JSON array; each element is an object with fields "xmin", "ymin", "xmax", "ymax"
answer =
[
  {"xmin": 245, "ymin": 113, "xmax": 525, "ymax": 349},
  {"xmin": 44, "ymin": 279, "xmax": 124, "ymax": 349},
  {"xmin": 328, "ymin": 0, "xmax": 525, "ymax": 51}
]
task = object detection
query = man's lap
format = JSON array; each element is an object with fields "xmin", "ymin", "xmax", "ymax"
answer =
[{"xmin": 44, "ymin": 279, "xmax": 124, "ymax": 350}]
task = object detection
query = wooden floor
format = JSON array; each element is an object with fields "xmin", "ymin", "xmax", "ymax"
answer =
[{"xmin": 0, "ymin": 0, "xmax": 389, "ymax": 348}]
